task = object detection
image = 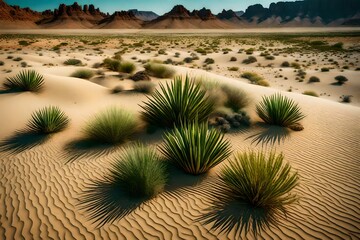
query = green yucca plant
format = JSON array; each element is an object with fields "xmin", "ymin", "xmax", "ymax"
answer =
[
  {"xmin": 3, "ymin": 70, "xmax": 44, "ymax": 92},
  {"xmin": 109, "ymin": 143, "xmax": 167, "ymax": 198},
  {"xmin": 219, "ymin": 150, "xmax": 299, "ymax": 209},
  {"xmin": 27, "ymin": 106, "xmax": 70, "ymax": 134},
  {"xmin": 160, "ymin": 121, "xmax": 232, "ymax": 175},
  {"xmin": 84, "ymin": 107, "xmax": 139, "ymax": 144},
  {"xmin": 141, "ymin": 75, "xmax": 214, "ymax": 128},
  {"xmin": 256, "ymin": 93, "xmax": 305, "ymax": 127}
]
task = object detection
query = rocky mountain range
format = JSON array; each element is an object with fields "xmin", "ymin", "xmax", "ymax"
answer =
[{"xmin": 0, "ymin": 0, "xmax": 359, "ymax": 29}]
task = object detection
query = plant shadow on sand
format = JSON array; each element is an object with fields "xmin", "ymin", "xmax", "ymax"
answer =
[
  {"xmin": 196, "ymin": 178, "xmax": 284, "ymax": 238},
  {"xmin": 79, "ymin": 177, "xmax": 153, "ymax": 227},
  {"xmin": 63, "ymin": 131, "xmax": 162, "ymax": 163},
  {"xmin": 246, "ymin": 122, "xmax": 290, "ymax": 146},
  {"xmin": 63, "ymin": 139, "xmax": 121, "ymax": 163},
  {"xmin": 79, "ymin": 162, "xmax": 208, "ymax": 227},
  {"xmin": 0, "ymin": 130, "xmax": 51, "ymax": 154}
]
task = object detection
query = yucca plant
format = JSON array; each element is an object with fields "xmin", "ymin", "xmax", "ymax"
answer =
[
  {"xmin": 109, "ymin": 143, "xmax": 167, "ymax": 198},
  {"xmin": 3, "ymin": 70, "xmax": 44, "ymax": 92},
  {"xmin": 219, "ymin": 150, "xmax": 299, "ymax": 209},
  {"xmin": 27, "ymin": 106, "xmax": 69, "ymax": 134},
  {"xmin": 256, "ymin": 93, "xmax": 305, "ymax": 127},
  {"xmin": 159, "ymin": 121, "xmax": 232, "ymax": 175},
  {"xmin": 84, "ymin": 107, "xmax": 139, "ymax": 144},
  {"xmin": 141, "ymin": 75, "xmax": 214, "ymax": 128}
]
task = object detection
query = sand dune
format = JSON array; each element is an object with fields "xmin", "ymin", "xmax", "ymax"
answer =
[{"xmin": 0, "ymin": 33, "xmax": 359, "ymax": 239}]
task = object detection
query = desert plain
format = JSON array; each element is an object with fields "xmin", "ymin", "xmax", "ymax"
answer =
[{"xmin": 0, "ymin": 28, "xmax": 359, "ymax": 239}]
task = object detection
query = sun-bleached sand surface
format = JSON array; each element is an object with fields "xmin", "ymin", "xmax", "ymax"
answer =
[{"xmin": 0, "ymin": 32, "xmax": 359, "ymax": 239}]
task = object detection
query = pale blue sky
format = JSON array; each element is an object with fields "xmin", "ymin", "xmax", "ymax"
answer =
[{"xmin": 5, "ymin": 0, "xmax": 298, "ymax": 14}]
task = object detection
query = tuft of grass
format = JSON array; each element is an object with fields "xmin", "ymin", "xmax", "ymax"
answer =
[
  {"xmin": 219, "ymin": 150, "xmax": 298, "ymax": 210},
  {"xmin": 119, "ymin": 61, "xmax": 136, "ymax": 74},
  {"xmin": 144, "ymin": 63, "xmax": 175, "ymax": 78},
  {"xmin": 302, "ymin": 91, "xmax": 319, "ymax": 97},
  {"xmin": 84, "ymin": 107, "xmax": 140, "ymax": 144},
  {"xmin": 27, "ymin": 106, "xmax": 69, "ymax": 134},
  {"xmin": 103, "ymin": 58, "xmax": 121, "ymax": 71},
  {"xmin": 71, "ymin": 69, "xmax": 94, "ymax": 79},
  {"xmin": 64, "ymin": 59, "xmax": 82, "ymax": 66},
  {"xmin": 256, "ymin": 93, "xmax": 305, "ymax": 127},
  {"xmin": 3, "ymin": 70, "xmax": 44, "ymax": 92},
  {"xmin": 109, "ymin": 143, "xmax": 167, "ymax": 198},
  {"xmin": 141, "ymin": 75, "xmax": 214, "ymax": 128},
  {"xmin": 241, "ymin": 72, "xmax": 266, "ymax": 86},
  {"xmin": 133, "ymin": 81, "xmax": 156, "ymax": 94},
  {"xmin": 160, "ymin": 121, "xmax": 231, "ymax": 175},
  {"xmin": 257, "ymin": 79, "xmax": 270, "ymax": 87},
  {"xmin": 221, "ymin": 84, "xmax": 250, "ymax": 112},
  {"xmin": 228, "ymin": 67, "xmax": 239, "ymax": 71}
]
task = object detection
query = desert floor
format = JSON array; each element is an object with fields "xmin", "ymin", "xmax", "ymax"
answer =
[{"xmin": 0, "ymin": 30, "xmax": 359, "ymax": 239}]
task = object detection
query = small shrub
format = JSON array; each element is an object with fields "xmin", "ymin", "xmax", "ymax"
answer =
[
  {"xmin": 3, "ymin": 70, "xmax": 44, "ymax": 92},
  {"xmin": 308, "ymin": 76, "xmax": 320, "ymax": 83},
  {"xmin": 20, "ymin": 61, "xmax": 27, "ymax": 68},
  {"xmin": 27, "ymin": 106, "xmax": 69, "ymax": 134},
  {"xmin": 160, "ymin": 121, "xmax": 231, "ymax": 175},
  {"xmin": 281, "ymin": 61, "xmax": 290, "ymax": 67},
  {"xmin": 335, "ymin": 75, "xmax": 348, "ymax": 85},
  {"xmin": 221, "ymin": 84, "xmax": 250, "ymax": 112},
  {"xmin": 204, "ymin": 58, "xmax": 215, "ymax": 64},
  {"xmin": 0, "ymin": 61, "xmax": 4, "ymax": 66},
  {"xmin": 340, "ymin": 95, "xmax": 352, "ymax": 103},
  {"xmin": 242, "ymin": 56, "xmax": 257, "ymax": 64},
  {"xmin": 241, "ymin": 72, "xmax": 263, "ymax": 84},
  {"xmin": 291, "ymin": 62, "xmax": 301, "ymax": 69},
  {"xmin": 144, "ymin": 63, "xmax": 175, "ymax": 78},
  {"xmin": 257, "ymin": 79, "xmax": 270, "ymax": 87},
  {"xmin": 256, "ymin": 93, "xmax": 305, "ymax": 127},
  {"xmin": 133, "ymin": 81, "xmax": 155, "ymax": 94},
  {"xmin": 84, "ymin": 107, "xmax": 139, "ymax": 144},
  {"xmin": 184, "ymin": 57, "xmax": 193, "ymax": 63},
  {"xmin": 13, "ymin": 57, "xmax": 22, "ymax": 62},
  {"xmin": 265, "ymin": 55, "xmax": 275, "ymax": 60},
  {"xmin": 119, "ymin": 61, "xmax": 136, "ymax": 74},
  {"xmin": 302, "ymin": 91, "xmax": 319, "ymax": 97},
  {"xmin": 141, "ymin": 75, "xmax": 214, "ymax": 128},
  {"xmin": 103, "ymin": 58, "xmax": 121, "ymax": 71},
  {"xmin": 109, "ymin": 143, "xmax": 167, "ymax": 198},
  {"xmin": 71, "ymin": 69, "xmax": 94, "ymax": 79},
  {"xmin": 321, "ymin": 67, "xmax": 330, "ymax": 72},
  {"xmin": 158, "ymin": 49, "xmax": 166, "ymax": 55},
  {"xmin": 230, "ymin": 57, "xmax": 237, "ymax": 62},
  {"xmin": 228, "ymin": 67, "xmax": 239, "ymax": 71},
  {"xmin": 64, "ymin": 59, "xmax": 82, "ymax": 66}
]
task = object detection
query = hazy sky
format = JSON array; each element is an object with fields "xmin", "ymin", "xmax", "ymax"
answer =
[{"xmin": 5, "ymin": 0, "xmax": 298, "ymax": 15}]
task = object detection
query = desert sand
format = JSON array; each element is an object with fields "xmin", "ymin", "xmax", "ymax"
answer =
[{"xmin": 0, "ymin": 30, "xmax": 359, "ymax": 239}]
